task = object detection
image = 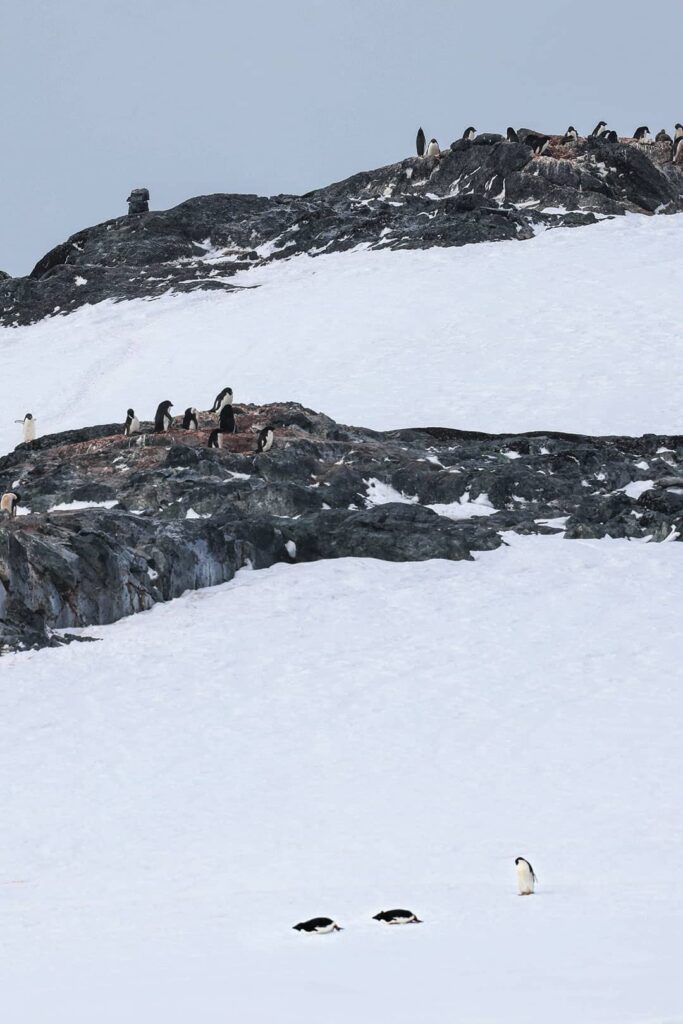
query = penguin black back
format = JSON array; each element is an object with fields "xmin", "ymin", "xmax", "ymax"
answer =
[
  {"xmin": 506, "ymin": 127, "xmax": 519, "ymax": 143},
  {"xmin": 416, "ymin": 127, "xmax": 426, "ymax": 157},
  {"xmin": 211, "ymin": 387, "xmax": 233, "ymax": 413},
  {"xmin": 219, "ymin": 404, "xmax": 236, "ymax": 433},
  {"xmin": 154, "ymin": 400, "xmax": 174, "ymax": 432},
  {"xmin": 182, "ymin": 407, "xmax": 199, "ymax": 430},
  {"xmin": 256, "ymin": 426, "xmax": 274, "ymax": 453},
  {"xmin": 207, "ymin": 429, "xmax": 222, "ymax": 449}
]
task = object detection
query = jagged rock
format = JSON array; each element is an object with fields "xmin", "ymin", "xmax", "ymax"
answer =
[
  {"xmin": 127, "ymin": 187, "xmax": 150, "ymax": 215},
  {"xmin": 1, "ymin": 402, "xmax": 682, "ymax": 651},
  {"xmin": 1, "ymin": 139, "xmax": 682, "ymax": 326}
]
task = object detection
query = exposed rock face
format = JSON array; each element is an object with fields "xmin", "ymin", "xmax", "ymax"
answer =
[
  {"xmin": 1, "ymin": 402, "xmax": 682, "ymax": 651},
  {"xmin": 127, "ymin": 187, "xmax": 150, "ymax": 215},
  {"xmin": 1, "ymin": 136, "xmax": 681, "ymax": 326}
]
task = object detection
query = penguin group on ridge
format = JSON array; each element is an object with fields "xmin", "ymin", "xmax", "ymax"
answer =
[
  {"xmin": 293, "ymin": 858, "xmax": 537, "ymax": 935},
  {"xmin": 414, "ymin": 120, "xmax": 683, "ymax": 162}
]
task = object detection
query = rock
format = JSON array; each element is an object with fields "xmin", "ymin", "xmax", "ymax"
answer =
[
  {"xmin": 1, "ymin": 401, "xmax": 682, "ymax": 650},
  {"xmin": 2, "ymin": 142, "xmax": 682, "ymax": 326}
]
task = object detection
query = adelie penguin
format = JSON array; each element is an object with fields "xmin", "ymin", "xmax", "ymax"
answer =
[
  {"xmin": 633, "ymin": 125, "xmax": 651, "ymax": 142},
  {"xmin": 256, "ymin": 426, "xmax": 274, "ymax": 453},
  {"xmin": 293, "ymin": 917, "xmax": 342, "ymax": 934},
  {"xmin": 426, "ymin": 138, "xmax": 440, "ymax": 157},
  {"xmin": 154, "ymin": 401, "xmax": 174, "ymax": 432},
  {"xmin": 506, "ymin": 127, "xmax": 519, "ymax": 143},
  {"xmin": 372, "ymin": 909, "xmax": 422, "ymax": 925},
  {"xmin": 207, "ymin": 429, "xmax": 223, "ymax": 449},
  {"xmin": 590, "ymin": 120, "xmax": 608, "ymax": 137},
  {"xmin": 0, "ymin": 491, "xmax": 20, "ymax": 518},
  {"xmin": 515, "ymin": 856, "xmax": 538, "ymax": 895},
  {"xmin": 416, "ymin": 127, "xmax": 426, "ymax": 157},
  {"xmin": 218, "ymin": 403, "xmax": 236, "ymax": 433},
  {"xmin": 674, "ymin": 136, "xmax": 683, "ymax": 163},
  {"xmin": 462, "ymin": 126, "xmax": 476, "ymax": 141},
  {"xmin": 674, "ymin": 123, "xmax": 683, "ymax": 141},
  {"xmin": 182, "ymin": 407, "xmax": 199, "ymax": 430},
  {"xmin": 602, "ymin": 130, "xmax": 618, "ymax": 143},
  {"xmin": 211, "ymin": 387, "xmax": 233, "ymax": 413},
  {"xmin": 15, "ymin": 412, "xmax": 35, "ymax": 446},
  {"xmin": 123, "ymin": 408, "xmax": 140, "ymax": 436},
  {"xmin": 562, "ymin": 125, "xmax": 579, "ymax": 142},
  {"xmin": 656, "ymin": 129, "xmax": 673, "ymax": 144},
  {"xmin": 526, "ymin": 133, "xmax": 550, "ymax": 156}
]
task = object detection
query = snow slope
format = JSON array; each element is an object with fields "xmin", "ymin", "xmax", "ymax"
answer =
[
  {"xmin": 2, "ymin": 535, "xmax": 682, "ymax": 1022},
  {"xmin": 2, "ymin": 214, "xmax": 683, "ymax": 456}
]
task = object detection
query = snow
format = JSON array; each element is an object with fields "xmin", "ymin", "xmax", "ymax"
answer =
[
  {"xmin": 3, "ymin": 216, "xmax": 683, "ymax": 456},
  {"xmin": 428, "ymin": 490, "xmax": 497, "ymax": 519},
  {"xmin": 619, "ymin": 480, "xmax": 654, "ymax": 499},
  {"xmin": 1, "ymin": 535, "xmax": 683, "ymax": 1022},
  {"xmin": 47, "ymin": 499, "xmax": 118, "ymax": 512}
]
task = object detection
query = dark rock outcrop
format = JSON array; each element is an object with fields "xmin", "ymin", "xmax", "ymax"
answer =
[
  {"xmin": 1, "ymin": 402, "xmax": 682, "ymax": 651},
  {"xmin": 2, "ymin": 136, "xmax": 682, "ymax": 326}
]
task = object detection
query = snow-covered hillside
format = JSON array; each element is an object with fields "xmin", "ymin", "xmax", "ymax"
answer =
[
  {"xmin": 2, "ymin": 535, "xmax": 682, "ymax": 1022},
  {"xmin": 2, "ymin": 214, "xmax": 683, "ymax": 456}
]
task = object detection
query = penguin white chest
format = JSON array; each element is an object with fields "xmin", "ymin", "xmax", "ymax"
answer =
[
  {"xmin": 516, "ymin": 861, "xmax": 535, "ymax": 894},
  {"xmin": 23, "ymin": 418, "xmax": 35, "ymax": 442}
]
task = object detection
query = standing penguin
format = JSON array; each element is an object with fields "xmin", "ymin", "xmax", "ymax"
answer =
[
  {"xmin": 256, "ymin": 426, "xmax": 274, "ymax": 453},
  {"xmin": 154, "ymin": 401, "xmax": 174, "ymax": 432},
  {"xmin": 426, "ymin": 138, "xmax": 440, "ymax": 157},
  {"xmin": 506, "ymin": 127, "xmax": 519, "ymax": 143},
  {"xmin": 416, "ymin": 127, "xmax": 426, "ymax": 157},
  {"xmin": 674, "ymin": 123, "xmax": 683, "ymax": 141},
  {"xmin": 219, "ymin": 404, "xmax": 236, "ymax": 433},
  {"xmin": 515, "ymin": 857, "xmax": 537, "ymax": 895},
  {"xmin": 462, "ymin": 126, "xmax": 476, "ymax": 141},
  {"xmin": 562, "ymin": 125, "xmax": 579, "ymax": 142},
  {"xmin": 211, "ymin": 387, "xmax": 233, "ymax": 413},
  {"xmin": 182, "ymin": 407, "xmax": 199, "ymax": 430},
  {"xmin": 0, "ymin": 491, "xmax": 20, "ymax": 518},
  {"xmin": 590, "ymin": 120, "xmax": 608, "ymax": 137},
  {"xmin": 674, "ymin": 136, "xmax": 683, "ymax": 162},
  {"xmin": 15, "ymin": 413, "xmax": 36, "ymax": 446},
  {"xmin": 123, "ymin": 408, "xmax": 140, "ymax": 436},
  {"xmin": 656, "ymin": 128, "xmax": 673, "ymax": 144},
  {"xmin": 207, "ymin": 429, "xmax": 223, "ymax": 449},
  {"xmin": 633, "ymin": 126, "xmax": 651, "ymax": 142},
  {"xmin": 603, "ymin": 130, "xmax": 618, "ymax": 143}
]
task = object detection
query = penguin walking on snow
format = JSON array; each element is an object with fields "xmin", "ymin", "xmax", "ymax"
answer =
[
  {"xmin": 123, "ymin": 409, "xmax": 140, "ymax": 436},
  {"xmin": 15, "ymin": 413, "xmax": 35, "ymax": 446},
  {"xmin": 462, "ymin": 126, "xmax": 476, "ymax": 141},
  {"xmin": 211, "ymin": 387, "xmax": 233, "ymax": 413},
  {"xmin": 633, "ymin": 125, "xmax": 651, "ymax": 142},
  {"xmin": 373, "ymin": 909, "xmax": 422, "ymax": 925},
  {"xmin": 154, "ymin": 401, "xmax": 174, "ymax": 432},
  {"xmin": 182, "ymin": 407, "xmax": 199, "ymax": 430},
  {"xmin": 293, "ymin": 917, "xmax": 342, "ymax": 934},
  {"xmin": 219, "ymin": 404, "xmax": 236, "ymax": 433},
  {"xmin": 0, "ymin": 491, "xmax": 20, "ymax": 518},
  {"xmin": 416, "ymin": 127, "xmax": 426, "ymax": 157},
  {"xmin": 590, "ymin": 120, "xmax": 608, "ymax": 137},
  {"xmin": 426, "ymin": 138, "xmax": 440, "ymax": 157},
  {"xmin": 256, "ymin": 426, "xmax": 274, "ymax": 453},
  {"xmin": 515, "ymin": 856, "xmax": 538, "ymax": 895}
]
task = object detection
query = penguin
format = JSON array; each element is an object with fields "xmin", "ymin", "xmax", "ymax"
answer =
[
  {"xmin": 562, "ymin": 125, "xmax": 579, "ymax": 142},
  {"xmin": 590, "ymin": 120, "xmax": 608, "ymax": 137},
  {"xmin": 182, "ymin": 407, "xmax": 199, "ymax": 430},
  {"xmin": 506, "ymin": 127, "xmax": 519, "ymax": 143},
  {"xmin": 256, "ymin": 426, "xmax": 274, "ymax": 453},
  {"xmin": 525, "ymin": 133, "xmax": 550, "ymax": 155},
  {"xmin": 603, "ymin": 130, "xmax": 618, "ymax": 143},
  {"xmin": 0, "ymin": 491, "xmax": 20, "ymax": 518},
  {"xmin": 674, "ymin": 123, "xmax": 683, "ymax": 141},
  {"xmin": 292, "ymin": 917, "xmax": 342, "ymax": 934},
  {"xmin": 123, "ymin": 408, "xmax": 140, "ymax": 436},
  {"xmin": 372, "ymin": 909, "xmax": 422, "ymax": 925},
  {"xmin": 674, "ymin": 136, "xmax": 683, "ymax": 162},
  {"xmin": 633, "ymin": 125, "xmax": 651, "ymax": 142},
  {"xmin": 207, "ymin": 429, "xmax": 223, "ymax": 449},
  {"xmin": 15, "ymin": 413, "xmax": 35, "ymax": 445},
  {"xmin": 219, "ymin": 404, "xmax": 236, "ymax": 433},
  {"xmin": 515, "ymin": 856, "xmax": 537, "ymax": 895},
  {"xmin": 426, "ymin": 138, "xmax": 440, "ymax": 157},
  {"xmin": 416, "ymin": 127, "xmax": 426, "ymax": 157},
  {"xmin": 656, "ymin": 129, "xmax": 673, "ymax": 144},
  {"xmin": 154, "ymin": 401, "xmax": 174, "ymax": 433},
  {"xmin": 462, "ymin": 126, "xmax": 476, "ymax": 141},
  {"xmin": 211, "ymin": 387, "xmax": 233, "ymax": 413}
]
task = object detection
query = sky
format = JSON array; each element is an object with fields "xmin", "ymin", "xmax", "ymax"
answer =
[{"xmin": 1, "ymin": 0, "xmax": 682, "ymax": 276}]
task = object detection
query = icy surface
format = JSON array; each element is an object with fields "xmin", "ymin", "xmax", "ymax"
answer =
[
  {"xmin": 1, "ymin": 535, "xmax": 682, "ymax": 1022},
  {"xmin": 2, "ymin": 216, "xmax": 683, "ymax": 456}
]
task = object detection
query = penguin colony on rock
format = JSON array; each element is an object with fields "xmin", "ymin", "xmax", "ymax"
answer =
[
  {"xmin": 293, "ymin": 859, "xmax": 537, "ymax": 935},
  {"xmin": 415, "ymin": 119, "xmax": 683, "ymax": 161}
]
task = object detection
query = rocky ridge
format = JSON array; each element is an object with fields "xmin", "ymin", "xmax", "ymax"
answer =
[
  {"xmin": 1, "ymin": 134, "xmax": 682, "ymax": 326},
  {"xmin": 1, "ymin": 402, "xmax": 682, "ymax": 651}
]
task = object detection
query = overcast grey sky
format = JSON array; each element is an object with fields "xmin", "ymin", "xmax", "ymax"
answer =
[{"xmin": 1, "ymin": 0, "xmax": 681, "ymax": 275}]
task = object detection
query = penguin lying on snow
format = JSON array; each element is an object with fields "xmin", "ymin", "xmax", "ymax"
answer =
[
  {"xmin": 416, "ymin": 127, "xmax": 426, "ymax": 157},
  {"xmin": 293, "ymin": 917, "xmax": 342, "ymax": 934},
  {"xmin": 219, "ymin": 404, "xmax": 236, "ymax": 433},
  {"xmin": 515, "ymin": 856, "xmax": 537, "ymax": 895},
  {"xmin": 154, "ymin": 401, "xmax": 174, "ymax": 432},
  {"xmin": 182, "ymin": 407, "xmax": 199, "ymax": 430},
  {"xmin": 633, "ymin": 125, "xmax": 650, "ymax": 142},
  {"xmin": 123, "ymin": 409, "xmax": 140, "ymax": 436},
  {"xmin": 211, "ymin": 387, "xmax": 233, "ymax": 413},
  {"xmin": 0, "ymin": 491, "xmax": 20, "ymax": 518},
  {"xmin": 373, "ymin": 909, "xmax": 422, "ymax": 925},
  {"xmin": 256, "ymin": 426, "xmax": 274, "ymax": 453}
]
